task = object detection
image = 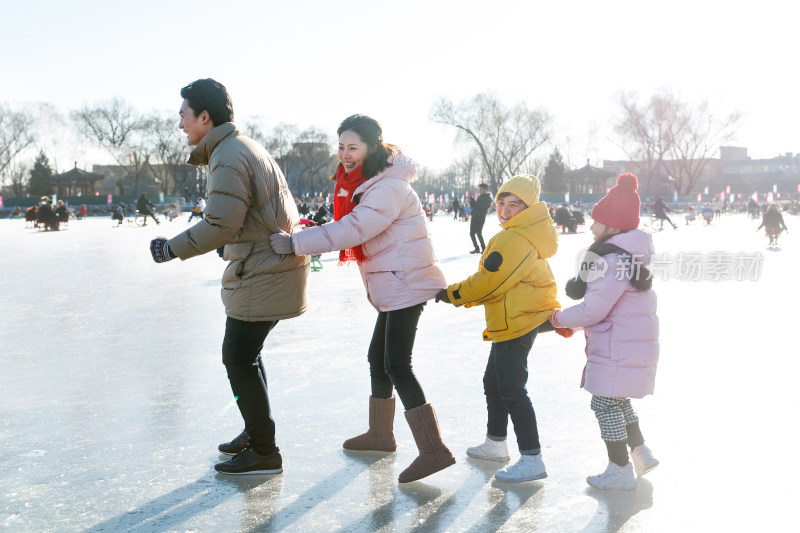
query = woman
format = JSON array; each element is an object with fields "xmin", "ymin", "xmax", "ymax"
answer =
[{"xmin": 271, "ymin": 114, "xmax": 454, "ymax": 483}]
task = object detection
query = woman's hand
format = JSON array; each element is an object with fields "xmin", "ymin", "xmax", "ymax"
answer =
[{"xmin": 270, "ymin": 230, "xmax": 295, "ymax": 255}]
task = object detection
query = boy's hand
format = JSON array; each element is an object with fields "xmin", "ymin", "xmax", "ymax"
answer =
[{"xmin": 435, "ymin": 289, "xmax": 451, "ymax": 304}]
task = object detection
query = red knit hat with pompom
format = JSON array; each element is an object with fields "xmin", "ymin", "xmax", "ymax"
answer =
[{"xmin": 590, "ymin": 173, "xmax": 640, "ymax": 230}]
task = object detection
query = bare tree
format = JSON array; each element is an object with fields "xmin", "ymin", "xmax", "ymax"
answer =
[
  {"xmin": 71, "ymin": 98, "xmax": 153, "ymax": 195},
  {"xmin": 5, "ymin": 159, "xmax": 29, "ymax": 198},
  {"xmin": 244, "ymin": 120, "xmax": 335, "ymax": 195},
  {"xmin": 667, "ymin": 100, "xmax": 741, "ymax": 194},
  {"xmin": 452, "ymin": 153, "xmax": 480, "ymax": 193},
  {"xmin": 243, "ymin": 116, "xmax": 271, "ymax": 148},
  {"xmin": 265, "ymin": 123, "xmax": 300, "ymax": 177},
  {"xmin": 430, "ymin": 93, "xmax": 552, "ymax": 191},
  {"xmin": 243, "ymin": 119, "xmax": 303, "ymax": 177},
  {"xmin": 146, "ymin": 113, "xmax": 189, "ymax": 195},
  {"xmin": 287, "ymin": 127, "xmax": 337, "ymax": 195},
  {"xmin": 0, "ymin": 104, "xmax": 35, "ymax": 182},
  {"xmin": 614, "ymin": 89, "xmax": 740, "ymax": 194}
]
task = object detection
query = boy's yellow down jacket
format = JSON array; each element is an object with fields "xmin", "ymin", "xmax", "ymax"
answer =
[{"xmin": 446, "ymin": 202, "xmax": 560, "ymax": 342}]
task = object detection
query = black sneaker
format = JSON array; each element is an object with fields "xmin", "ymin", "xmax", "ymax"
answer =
[
  {"xmin": 218, "ymin": 429, "xmax": 250, "ymax": 456},
  {"xmin": 469, "ymin": 249, "xmax": 481, "ymax": 254},
  {"xmin": 214, "ymin": 447, "xmax": 283, "ymax": 475}
]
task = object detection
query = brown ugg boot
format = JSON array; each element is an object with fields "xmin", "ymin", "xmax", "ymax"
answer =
[
  {"xmin": 398, "ymin": 403, "xmax": 456, "ymax": 483},
  {"xmin": 343, "ymin": 396, "xmax": 397, "ymax": 452}
]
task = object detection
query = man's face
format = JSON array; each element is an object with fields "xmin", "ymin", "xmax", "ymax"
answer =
[{"xmin": 179, "ymin": 99, "xmax": 212, "ymax": 146}]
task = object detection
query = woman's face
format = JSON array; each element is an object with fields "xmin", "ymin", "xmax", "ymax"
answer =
[
  {"xmin": 590, "ymin": 221, "xmax": 619, "ymax": 241},
  {"xmin": 338, "ymin": 130, "xmax": 370, "ymax": 173}
]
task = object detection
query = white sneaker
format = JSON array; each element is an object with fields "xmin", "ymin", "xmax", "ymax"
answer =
[
  {"xmin": 586, "ymin": 462, "xmax": 637, "ymax": 490},
  {"xmin": 631, "ymin": 445, "xmax": 659, "ymax": 477},
  {"xmin": 466, "ymin": 437, "xmax": 510, "ymax": 462},
  {"xmin": 494, "ymin": 454, "xmax": 547, "ymax": 482}
]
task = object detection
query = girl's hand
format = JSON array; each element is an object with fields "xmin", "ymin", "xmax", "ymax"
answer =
[{"xmin": 555, "ymin": 327, "xmax": 575, "ymax": 338}]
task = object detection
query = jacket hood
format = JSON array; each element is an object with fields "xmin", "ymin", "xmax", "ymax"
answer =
[
  {"xmin": 188, "ymin": 122, "xmax": 238, "ymax": 166},
  {"xmin": 504, "ymin": 201, "xmax": 558, "ymax": 259},
  {"xmin": 607, "ymin": 228, "xmax": 655, "ymax": 263},
  {"xmin": 354, "ymin": 151, "xmax": 417, "ymax": 195}
]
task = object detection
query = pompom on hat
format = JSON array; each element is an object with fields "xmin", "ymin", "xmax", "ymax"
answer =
[
  {"xmin": 590, "ymin": 173, "xmax": 641, "ymax": 230},
  {"xmin": 496, "ymin": 174, "xmax": 541, "ymax": 208}
]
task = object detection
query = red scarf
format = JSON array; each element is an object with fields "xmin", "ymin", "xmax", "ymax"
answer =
[{"xmin": 334, "ymin": 164, "xmax": 370, "ymax": 264}]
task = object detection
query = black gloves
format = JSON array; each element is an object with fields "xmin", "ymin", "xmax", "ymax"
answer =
[{"xmin": 150, "ymin": 237, "xmax": 176, "ymax": 263}]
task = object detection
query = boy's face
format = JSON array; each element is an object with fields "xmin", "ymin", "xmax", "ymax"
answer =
[{"xmin": 496, "ymin": 193, "xmax": 527, "ymax": 225}]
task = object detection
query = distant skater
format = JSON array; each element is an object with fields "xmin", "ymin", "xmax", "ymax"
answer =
[
  {"xmin": 757, "ymin": 203, "xmax": 788, "ymax": 246},
  {"xmin": 111, "ymin": 203, "xmax": 125, "ymax": 226},
  {"xmin": 136, "ymin": 193, "xmax": 160, "ymax": 225},
  {"xmin": 188, "ymin": 196, "xmax": 206, "ymax": 222},
  {"xmin": 551, "ymin": 174, "xmax": 660, "ymax": 490},
  {"xmin": 653, "ymin": 197, "xmax": 677, "ymax": 230},
  {"xmin": 469, "ymin": 183, "xmax": 493, "ymax": 253}
]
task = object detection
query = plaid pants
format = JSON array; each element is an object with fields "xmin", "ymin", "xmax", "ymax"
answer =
[{"xmin": 591, "ymin": 395, "xmax": 639, "ymax": 442}]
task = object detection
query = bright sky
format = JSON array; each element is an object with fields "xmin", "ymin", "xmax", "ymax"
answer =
[{"xmin": 2, "ymin": 0, "xmax": 798, "ymax": 172}]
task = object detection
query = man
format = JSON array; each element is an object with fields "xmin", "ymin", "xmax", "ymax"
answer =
[
  {"xmin": 469, "ymin": 183, "xmax": 493, "ymax": 253},
  {"xmin": 149, "ymin": 78, "xmax": 309, "ymax": 475},
  {"xmin": 136, "ymin": 193, "xmax": 160, "ymax": 225}
]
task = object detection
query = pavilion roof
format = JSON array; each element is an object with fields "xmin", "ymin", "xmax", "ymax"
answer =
[
  {"xmin": 564, "ymin": 161, "xmax": 616, "ymax": 180},
  {"xmin": 50, "ymin": 164, "xmax": 105, "ymax": 182}
]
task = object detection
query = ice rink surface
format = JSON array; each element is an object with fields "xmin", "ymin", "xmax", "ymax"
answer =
[{"xmin": 1, "ymin": 210, "xmax": 796, "ymax": 532}]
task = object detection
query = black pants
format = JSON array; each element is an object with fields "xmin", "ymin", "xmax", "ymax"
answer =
[
  {"xmin": 367, "ymin": 303, "xmax": 427, "ymax": 411},
  {"xmin": 483, "ymin": 328, "xmax": 541, "ymax": 453},
  {"xmin": 470, "ymin": 215, "xmax": 487, "ymax": 251},
  {"xmin": 222, "ymin": 317, "xmax": 278, "ymax": 455}
]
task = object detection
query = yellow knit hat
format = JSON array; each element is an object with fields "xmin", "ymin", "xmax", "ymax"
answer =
[{"xmin": 497, "ymin": 174, "xmax": 541, "ymax": 207}]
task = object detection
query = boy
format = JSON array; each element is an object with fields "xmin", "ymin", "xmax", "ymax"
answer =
[{"xmin": 436, "ymin": 174, "xmax": 560, "ymax": 482}]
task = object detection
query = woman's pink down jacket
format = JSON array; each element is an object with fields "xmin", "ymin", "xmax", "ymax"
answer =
[{"xmin": 291, "ymin": 152, "xmax": 446, "ymax": 312}]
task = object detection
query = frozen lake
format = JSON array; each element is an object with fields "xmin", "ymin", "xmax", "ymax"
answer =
[{"xmin": 1, "ymin": 210, "xmax": 796, "ymax": 532}]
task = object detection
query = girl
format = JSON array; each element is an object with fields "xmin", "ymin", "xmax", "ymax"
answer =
[
  {"xmin": 551, "ymin": 173, "xmax": 660, "ymax": 490},
  {"xmin": 270, "ymin": 114, "xmax": 454, "ymax": 484}
]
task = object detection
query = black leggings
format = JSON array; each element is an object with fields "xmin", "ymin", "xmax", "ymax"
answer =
[{"xmin": 367, "ymin": 303, "xmax": 427, "ymax": 411}]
